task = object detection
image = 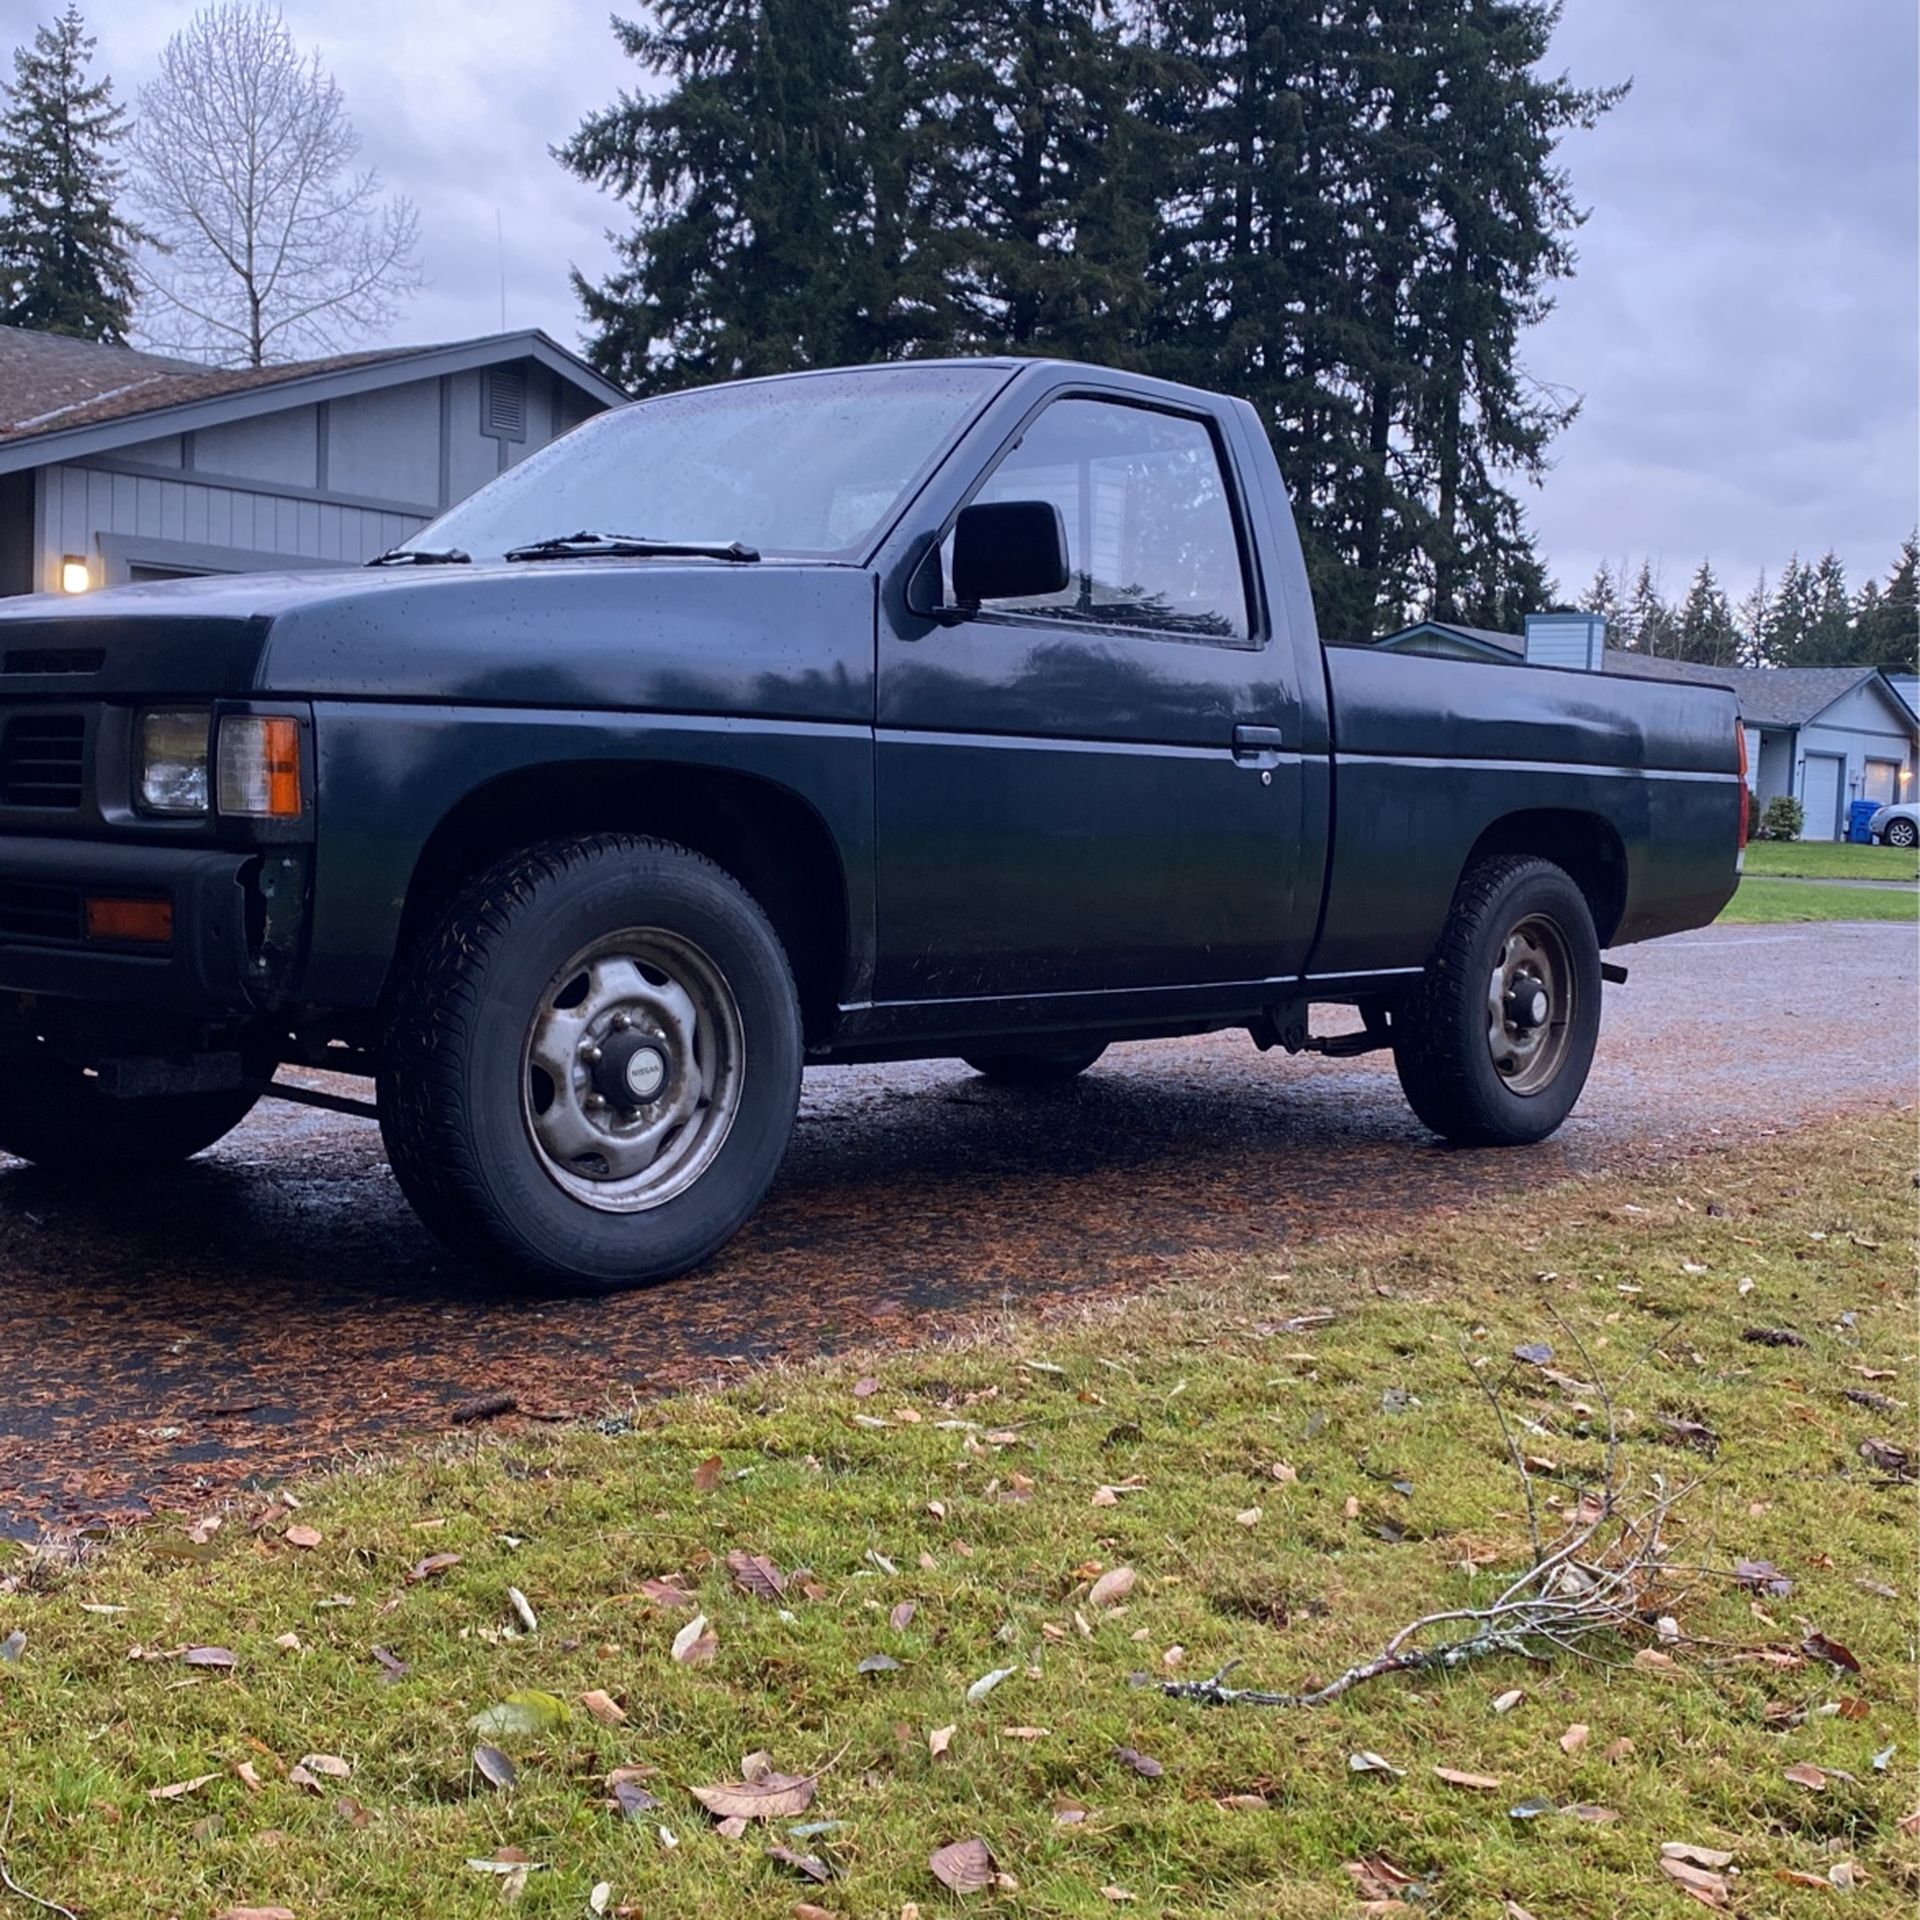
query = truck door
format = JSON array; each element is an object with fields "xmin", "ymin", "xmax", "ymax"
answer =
[{"xmin": 873, "ymin": 388, "xmax": 1316, "ymax": 1002}]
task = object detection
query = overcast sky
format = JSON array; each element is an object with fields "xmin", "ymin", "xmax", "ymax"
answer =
[{"xmin": 3, "ymin": 0, "xmax": 1915, "ymax": 601}]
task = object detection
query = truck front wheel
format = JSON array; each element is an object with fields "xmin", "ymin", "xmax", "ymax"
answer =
[
  {"xmin": 379, "ymin": 834, "xmax": 802, "ymax": 1293},
  {"xmin": 1391, "ymin": 855, "xmax": 1602, "ymax": 1147},
  {"xmin": 0, "ymin": 1055, "xmax": 257, "ymax": 1173}
]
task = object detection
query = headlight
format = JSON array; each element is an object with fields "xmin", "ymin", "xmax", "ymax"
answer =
[
  {"xmin": 217, "ymin": 715, "xmax": 303, "ymax": 818},
  {"xmin": 138, "ymin": 708, "xmax": 211, "ymax": 815}
]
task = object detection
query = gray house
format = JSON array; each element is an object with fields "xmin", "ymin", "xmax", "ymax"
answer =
[
  {"xmin": 1377, "ymin": 618, "xmax": 1918, "ymax": 839},
  {"xmin": 0, "ymin": 325, "xmax": 626, "ymax": 597}
]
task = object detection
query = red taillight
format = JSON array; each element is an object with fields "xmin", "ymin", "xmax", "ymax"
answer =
[{"xmin": 1735, "ymin": 721, "xmax": 1750, "ymax": 851}]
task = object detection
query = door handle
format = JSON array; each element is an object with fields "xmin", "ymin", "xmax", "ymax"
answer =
[{"xmin": 1232, "ymin": 725, "xmax": 1285, "ymax": 764}]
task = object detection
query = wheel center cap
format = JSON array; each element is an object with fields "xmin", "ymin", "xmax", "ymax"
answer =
[
  {"xmin": 593, "ymin": 1030, "xmax": 670, "ymax": 1110},
  {"xmin": 1506, "ymin": 980, "xmax": 1550, "ymax": 1030}
]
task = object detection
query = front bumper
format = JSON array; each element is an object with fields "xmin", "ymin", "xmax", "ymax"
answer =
[{"xmin": 0, "ymin": 835, "xmax": 264, "ymax": 1014}]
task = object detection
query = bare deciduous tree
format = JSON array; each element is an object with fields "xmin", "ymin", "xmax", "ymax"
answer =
[{"xmin": 129, "ymin": 2, "xmax": 421, "ymax": 366}]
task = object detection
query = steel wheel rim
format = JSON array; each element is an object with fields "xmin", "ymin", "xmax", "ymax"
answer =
[
  {"xmin": 1486, "ymin": 912, "xmax": 1575, "ymax": 1097},
  {"xmin": 520, "ymin": 928, "xmax": 746, "ymax": 1213}
]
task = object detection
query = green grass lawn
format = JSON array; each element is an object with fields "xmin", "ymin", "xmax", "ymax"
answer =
[
  {"xmin": 0, "ymin": 1117, "xmax": 1912, "ymax": 1919},
  {"xmin": 1720, "ymin": 877, "xmax": 1919, "ymax": 925},
  {"xmin": 1742, "ymin": 840, "xmax": 1919, "ymax": 883}
]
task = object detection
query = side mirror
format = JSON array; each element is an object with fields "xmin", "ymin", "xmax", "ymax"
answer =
[{"xmin": 950, "ymin": 499, "xmax": 1070, "ymax": 608}]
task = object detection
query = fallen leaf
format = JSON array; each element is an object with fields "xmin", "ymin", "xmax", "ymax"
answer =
[
  {"xmin": 1433, "ymin": 1766, "xmax": 1500, "ymax": 1790},
  {"xmin": 929, "ymin": 1837, "xmax": 996, "ymax": 1894},
  {"xmin": 1088, "ymin": 1567, "xmax": 1135, "ymax": 1609},
  {"xmin": 297, "ymin": 1753, "xmax": 351, "ymax": 1779},
  {"xmin": 852, "ymin": 1377, "xmax": 880, "ymax": 1399},
  {"xmin": 1603, "ymin": 1737, "xmax": 1636, "ymax": 1762},
  {"xmin": 407, "ymin": 1552, "xmax": 461, "ymax": 1582},
  {"xmin": 792, "ymin": 1906, "xmax": 834, "ymax": 1920},
  {"xmin": 967, "ymin": 1666, "xmax": 1016, "ymax": 1703},
  {"xmin": 1348, "ymin": 1750, "xmax": 1405, "ymax": 1777},
  {"xmin": 473, "ymin": 1745, "xmax": 518, "ymax": 1790},
  {"xmin": 691, "ymin": 1773, "xmax": 817, "ymax": 1822},
  {"xmin": 728, "ymin": 1550, "xmax": 788, "ymax": 1602},
  {"xmin": 1559, "ymin": 1723, "xmax": 1590, "ymax": 1754},
  {"xmin": 612, "ymin": 1780, "xmax": 659, "ymax": 1819},
  {"xmin": 928, "ymin": 1725, "xmax": 956, "ymax": 1759},
  {"xmin": 506, "ymin": 1587, "xmax": 538, "ymax": 1634},
  {"xmin": 692, "ymin": 1454, "xmax": 724, "ymax": 1493},
  {"xmin": 148, "ymin": 1773, "xmax": 221, "ymax": 1801},
  {"xmin": 1802, "ymin": 1631, "xmax": 1861, "ymax": 1673},
  {"xmin": 1113, "ymin": 1745, "xmax": 1162, "ymax": 1778},
  {"xmin": 1100, "ymin": 1888, "xmax": 1134, "ymax": 1904},
  {"xmin": 1784, "ymin": 1763, "xmax": 1828, "ymax": 1791},
  {"xmin": 589, "ymin": 1885, "xmax": 611, "ymax": 1915},
  {"xmin": 1000, "ymin": 1726, "xmax": 1048, "ymax": 1740},
  {"xmin": 286, "ymin": 1766, "xmax": 324, "ymax": 1795},
  {"xmin": 214, "ymin": 1908, "xmax": 297, "ymax": 1920},
  {"xmin": 890, "ymin": 1600, "xmax": 917, "ymax": 1631},
  {"xmin": 858, "ymin": 1653, "xmax": 902, "ymax": 1674},
  {"xmin": 766, "ymin": 1843, "xmax": 831, "ymax": 1883},
  {"xmin": 1562, "ymin": 1802, "xmax": 1620, "ymax": 1823},
  {"xmin": 637, "ymin": 1578, "xmax": 696, "ymax": 1609},
  {"xmin": 183, "ymin": 1646, "xmax": 237, "ymax": 1669},
  {"xmin": 579, "ymin": 1689, "xmax": 627, "ymax": 1726},
  {"xmin": 1235, "ymin": 1506, "xmax": 1262, "ymax": 1527},
  {"xmin": 283, "ymin": 1524, "xmax": 323, "ymax": 1550},
  {"xmin": 468, "ymin": 1691, "xmax": 569, "ymax": 1738},
  {"xmin": 1663, "ymin": 1843, "xmax": 1734, "ymax": 1869},
  {"xmin": 1491, "ymin": 1689, "xmax": 1524, "ymax": 1715},
  {"xmin": 370, "ymin": 1645, "xmax": 408, "ymax": 1680},
  {"xmin": 1659, "ymin": 1858, "xmax": 1729, "ymax": 1905},
  {"xmin": 671, "ymin": 1614, "xmax": 717, "ymax": 1665}
]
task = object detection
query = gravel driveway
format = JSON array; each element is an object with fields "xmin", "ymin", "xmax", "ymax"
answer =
[{"xmin": 1, "ymin": 919, "xmax": 1911, "ymax": 1535}]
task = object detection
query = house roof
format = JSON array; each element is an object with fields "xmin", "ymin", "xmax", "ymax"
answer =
[
  {"xmin": 1598, "ymin": 651, "xmax": 1915, "ymax": 729},
  {"xmin": 0, "ymin": 326, "xmax": 628, "ymax": 473},
  {"xmin": 1377, "ymin": 620, "xmax": 1525, "ymax": 657},
  {"xmin": 1378, "ymin": 619, "xmax": 1915, "ymax": 733}
]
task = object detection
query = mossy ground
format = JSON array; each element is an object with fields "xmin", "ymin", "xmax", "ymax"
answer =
[{"xmin": 0, "ymin": 1115, "xmax": 1913, "ymax": 1919}]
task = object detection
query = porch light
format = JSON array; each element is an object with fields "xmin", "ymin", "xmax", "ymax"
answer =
[{"xmin": 59, "ymin": 555, "xmax": 90, "ymax": 594}]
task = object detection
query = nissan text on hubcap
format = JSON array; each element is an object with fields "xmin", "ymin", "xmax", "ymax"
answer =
[
  {"xmin": 1486, "ymin": 913, "xmax": 1575, "ymax": 1096},
  {"xmin": 522, "ymin": 929, "xmax": 746, "ymax": 1211}
]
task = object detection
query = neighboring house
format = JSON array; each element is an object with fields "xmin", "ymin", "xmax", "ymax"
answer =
[
  {"xmin": 0, "ymin": 325, "xmax": 627, "ymax": 597},
  {"xmin": 1376, "ymin": 619, "xmax": 1919, "ymax": 840}
]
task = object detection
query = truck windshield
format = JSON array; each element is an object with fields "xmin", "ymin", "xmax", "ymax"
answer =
[{"xmin": 404, "ymin": 364, "xmax": 1003, "ymax": 563}]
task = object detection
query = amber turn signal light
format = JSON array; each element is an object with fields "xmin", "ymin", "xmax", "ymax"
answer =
[
  {"xmin": 217, "ymin": 714, "xmax": 303, "ymax": 818},
  {"xmin": 85, "ymin": 896, "xmax": 173, "ymax": 944}
]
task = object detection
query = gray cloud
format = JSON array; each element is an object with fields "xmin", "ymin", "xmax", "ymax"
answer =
[{"xmin": 2, "ymin": 0, "xmax": 1913, "ymax": 598}]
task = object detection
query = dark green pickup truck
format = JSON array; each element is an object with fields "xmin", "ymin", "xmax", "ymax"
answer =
[{"xmin": 0, "ymin": 358, "xmax": 1744, "ymax": 1289}]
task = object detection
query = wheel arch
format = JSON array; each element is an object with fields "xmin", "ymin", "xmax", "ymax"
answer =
[
  {"xmin": 388, "ymin": 761, "xmax": 852, "ymax": 1046},
  {"xmin": 1461, "ymin": 809, "xmax": 1628, "ymax": 946}
]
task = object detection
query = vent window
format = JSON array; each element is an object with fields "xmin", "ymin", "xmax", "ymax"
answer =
[{"xmin": 482, "ymin": 367, "xmax": 528, "ymax": 442}]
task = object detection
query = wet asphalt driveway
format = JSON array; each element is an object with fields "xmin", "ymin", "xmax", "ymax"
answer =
[{"xmin": 1, "ymin": 918, "xmax": 1912, "ymax": 1534}]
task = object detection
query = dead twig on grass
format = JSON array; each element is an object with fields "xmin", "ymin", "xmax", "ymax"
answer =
[{"xmin": 1163, "ymin": 1326, "xmax": 1693, "ymax": 1710}]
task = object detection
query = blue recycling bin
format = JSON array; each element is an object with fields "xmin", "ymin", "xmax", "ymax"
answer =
[{"xmin": 1848, "ymin": 798, "xmax": 1878, "ymax": 844}]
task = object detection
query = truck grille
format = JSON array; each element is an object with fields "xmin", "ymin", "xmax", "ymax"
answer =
[
  {"xmin": 0, "ymin": 880, "xmax": 81, "ymax": 945},
  {"xmin": 0, "ymin": 713, "xmax": 86, "ymax": 808}
]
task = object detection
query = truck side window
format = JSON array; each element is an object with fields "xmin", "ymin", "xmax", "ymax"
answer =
[{"xmin": 954, "ymin": 398, "xmax": 1251, "ymax": 642}]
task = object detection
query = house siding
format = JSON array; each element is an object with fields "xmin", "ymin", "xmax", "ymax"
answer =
[{"xmin": 17, "ymin": 356, "xmax": 607, "ymax": 594}]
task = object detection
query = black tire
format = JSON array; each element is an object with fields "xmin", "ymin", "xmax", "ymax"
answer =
[
  {"xmin": 1391, "ymin": 855, "xmax": 1602, "ymax": 1147},
  {"xmin": 0, "ymin": 1054, "xmax": 257, "ymax": 1173},
  {"xmin": 378, "ymin": 834, "xmax": 802, "ymax": 1293},
  {"xmin": 1884, "ymin": 817, "xmax": 1917, "ymax": 849},
  {"xmin": 961, "ymin": 1042, "xmax": 1107, "ymax": 1085}
]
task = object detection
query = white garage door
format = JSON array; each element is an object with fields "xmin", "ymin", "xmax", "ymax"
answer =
[{"xmin": 1801, "ymin": 754, "xmax": 1842, "ymax": 840}]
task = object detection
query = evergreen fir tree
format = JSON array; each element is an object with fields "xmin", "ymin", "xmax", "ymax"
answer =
[
  {"xmin": 1580, "ymin": 561, "xmax": 1623, "ymax": 626},
  {"xmin": 1759, "ymin": 554, "xmax": 1818, "ymax": 666},
  {"xmin": 1733, "ymin": 569, "xmax": 1770, "ymax": 666},
  {"xmin": 1799, "ymin": 549, "xmax": 1854, "ymax": 664},
  {"xmin": 557, "ymin": 0, "xmax": 873, "ymax": 392},
  {"xmin": 1852, "ymin": 533, "xmax": 1918, "ymax": 673},
  {"xmin": 1619, "ymin": 560, "xmax": 1675, "ymax": 656},
  {"xmin": 0, "ymin": 5, "xmax": 140, "ymax": 344},
  {"xmin": 1674, "ymin": 558, "xmax": 1739, "ymax": 665}
]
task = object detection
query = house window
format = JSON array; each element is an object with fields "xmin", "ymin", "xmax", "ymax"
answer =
[
  {"xmin": 1863, "ymin": 758, "xmax": 1901, "ymax": 806},
  {"xmin": 481, "ymin": 367, "xmax": 528, "ymax": 443}
]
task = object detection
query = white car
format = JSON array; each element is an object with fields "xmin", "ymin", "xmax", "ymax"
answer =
[{"xmin": 1869, "ymin": 801, "xmax": 1919, "ymax": 848}]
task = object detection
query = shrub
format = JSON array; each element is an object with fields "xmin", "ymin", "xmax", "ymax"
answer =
[{"xmin": 1762, "ymin": 795, "xmax": 1804, "ymax": 842}]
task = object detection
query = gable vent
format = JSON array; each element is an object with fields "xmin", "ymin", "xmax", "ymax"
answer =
[{"xmin": 482, "ymin": 366, "xmax": 528, "ymax": 442}]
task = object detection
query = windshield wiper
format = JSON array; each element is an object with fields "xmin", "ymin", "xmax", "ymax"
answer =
[
  {"xmin": 502, "ymin": 530, "xmax": 761, "ymax": 564},
  {"xmin": 367, "ymin": 545, "xmax": 470, "ymax": 567}
]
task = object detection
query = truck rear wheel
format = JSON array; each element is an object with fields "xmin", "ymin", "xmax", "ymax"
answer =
[
  {"xmin": 379, "ymin": 834, "xmax": 802, "ymax": 1293},
  {"xmin": 0, "ymin": 1055, "xmax": 257, "ymax": 1173},
  {"xmin": 962, "ymin": 1043, "xmax": 1107, "ymax": 1085},
  {"xmin": 1391, "ymin": 855, "xmax": 1602, "ymax": 1147}
]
